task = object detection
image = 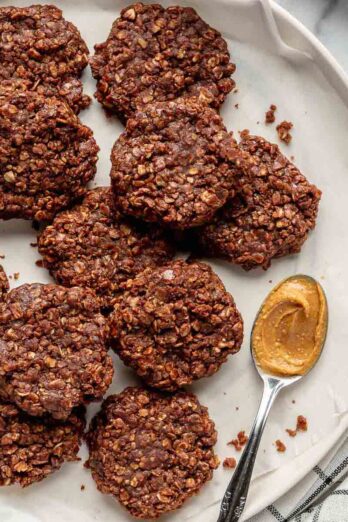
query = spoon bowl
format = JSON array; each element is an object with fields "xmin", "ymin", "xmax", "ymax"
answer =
[
  {"xmin": 217, "ymin": 275, "xmax": 328, "ymax": 522},
  {"xmin": 251, "ymin": 274, "xmax": 328, "ymax": 380}
]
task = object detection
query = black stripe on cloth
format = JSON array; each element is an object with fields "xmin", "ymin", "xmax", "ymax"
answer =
[
  {"xmin": 331, "ymin": 489, "xmax": 348, "ymax": 495},
  {"xmin": 313, "ymin": 466, "xmax": 331, "ymax": 484},
  {"xmin": 267, "ymin": 504, "xmax": 286, "ymax": 521},
  {"xmin": 285, "ymin": 456, "xmax": 348, "ymax": 519},
  {"xmin": 326, "ymin": 457, "xmax": 348, "ymax": 479},
  {"xmin": 313, "ymin": 503, "xmax": 323, "ymax": 522}
]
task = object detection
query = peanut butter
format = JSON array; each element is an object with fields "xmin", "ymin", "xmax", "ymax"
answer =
[{"xmin": 252, "ymin": 276, "xmax": 328, "ymax": 376}]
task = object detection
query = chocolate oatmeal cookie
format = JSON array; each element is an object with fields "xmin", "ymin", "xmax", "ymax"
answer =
[
  {"xmin": 38, "ymin": 187, "xmax": 175, "ymax": 309},
  {"xmin": 86, "ymin": 387, "xmax": 219, "ymax": 519},
  {"xmin": 0, "ymin": 266, "xmax": 8, "ymax": 300},
  {"xmin": 199, "ymin": 133, "xmax": 321, "ymax": 270},
  {"xmin": 0, "ymin": 82, "xmax": 98, "ymax": 222},
  {"xmin": 90, "ymin": 3, "xmax": 235, "ymax": 119},
  {"xmin": 0, "ymin": 401, "xmax": 85, "ymax": 487},
  {"xmin": 110, "ymin": 97, "xmax": 242, "ymax": 229},
  {"xmin": 109, "ymin": 260, "xmax": 243, "ymax": 390},
  {"xmin": 0, "ymin": 283, "xmax": 113, "ymax": 420},
  {"xmin": 0, "ymin": 4, "xmax": 90, "ymax": 113}
]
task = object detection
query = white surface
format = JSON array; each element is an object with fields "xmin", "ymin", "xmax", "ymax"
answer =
[
  {"xmin": 276, "ymin": 0, "xmax": 348, "ymax": 74},
  {"xmin": 0, "ymin": 1, "xmax": 348, "ymax": 521}
]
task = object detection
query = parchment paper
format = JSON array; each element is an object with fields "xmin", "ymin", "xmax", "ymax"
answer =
[{"xmin": 0, "ymin": 1, "xmax": 347, "ymax": 520}]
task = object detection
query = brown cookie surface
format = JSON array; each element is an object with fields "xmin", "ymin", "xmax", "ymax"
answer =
[
  {"xmin": 0, "ymin": 266, "xmax": 8, "ymax": 300},
  {"xmin": 0, "ymin": 283, "xmax": 113, "ymax": 420},
  {"xmin": 109, "ymin": 259, "xmax": 243, "ymax": 390},
  {"xmin": 86, "ymin": 387, "xmax": 219, "ymax": 519},
  {"xmin": 90, "ymin": 3, "xmax": 235, "ymax": 119},
  {"xmin": 0, "ymin": 5, "xmax": 90, "ymax": 112},
  {"xmin": 0, "ymin": 401, "xmax": 85, "ymax": 487},
  {"xmin": 0, "ymin": 82, "xmax": 98, "ymax": 221},
  {"xmin": 199, "ymin": 134, "xmax": 321, "ymax": 269},
  {"xmin": 38, "ymin": 187, "xmax": 175, "ymax": 309},
  {"xmin": 111, "ymin": 97, "xmax": 242, "ymax": 229}
]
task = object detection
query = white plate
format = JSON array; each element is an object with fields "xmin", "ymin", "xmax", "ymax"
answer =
[{"xmin": 0, "ymin": 1, "xmax": 348, "ymax": 521}]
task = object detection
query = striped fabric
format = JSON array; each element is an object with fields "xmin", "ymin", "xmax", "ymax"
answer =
[{"xmin": 249, "ymin": 438, "xmax": 348, "ymax": 521}]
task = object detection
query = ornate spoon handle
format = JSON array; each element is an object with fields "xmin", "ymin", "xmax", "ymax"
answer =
[{"xmin": 217, "ymin": 378, "xmax": 284, "ymax": 522}]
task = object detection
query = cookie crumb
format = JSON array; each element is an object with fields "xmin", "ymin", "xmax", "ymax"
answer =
[
  {"xmin": 237, "ymin": 431, "xmax": 248, "ymax": 445},
  {"xmin": 30, "ymin": 242, "xmax": 38, "ymax": 247},
  {"xmin": 265, "ymin": 104, "xmax": 277, "ymax": 124},
  {"xmin": 81, "ymin": 484, "xmax": 85, "ymax": 491},
  {"xmin": 234, "ymin": 103, "xmax": 239, "ymax": 109},
  {"xmin": 239, "ymin": 129, "xmax": 250, "ymax": 138},
  {"xmin": 223, "ymin": 457, "xmax": 237, "ymax": 469},
  {"xmin": 286, "ymin": 415, "xmax": 308, "ymax": 437},
  {"xmin": 35, "ymin": 260, "xmax": 44, "ymax": 268},
  {"xmin": 13, "ymin": 272, "xmax": 19, "ymax": 280},
  {"xmin": 276, "ymin": 120, "xmax": 293, "ymax": 144},
  {"xmin": 227, "ymin": 438, "xmax": 241, "ymax": 451},
  {"xmin": 296, "ymin": 415, "xmax": 308, "ymax": 432},
  {"xmin": 227, "ymin": 430, "xmax": 248, "ymax": 451},
  {"xmin": 275, "ymin": 440, "xmax": 286, "ymax": 452},
  {"xmin": 292, "ymin": 399, "xmax": 296, "ymax": 404}
]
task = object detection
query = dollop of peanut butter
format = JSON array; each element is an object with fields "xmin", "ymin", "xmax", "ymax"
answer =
[{"xmin": 252, "ymin": 276, "xmax": 328, "ymax": 376}]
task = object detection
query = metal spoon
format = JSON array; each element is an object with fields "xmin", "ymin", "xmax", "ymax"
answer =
[{"xmin": 217, "ymin": 275, "xmax": 328, "ymax": 522}]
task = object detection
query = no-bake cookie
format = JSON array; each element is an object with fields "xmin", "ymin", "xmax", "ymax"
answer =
[
  {"xmin": 111, "ymin": 97, "xmax": 242, "ymax": 229},
  {"xmin": 38, "ymin": 187, "xmax": 175, "ymax": 309},
  {"xmin": 0, "ymin": 401, "xmax": 85, "ymax": 487},
  {"xmin": 109, "ymin": 259, "xmax": 243, "ymax": 390},
  {"xmin": 0, "ymin": 82, "xmax": 98, "ymax": 221},
  {"xmin": 199, "ymin": 133, "xmax": 321, "ymax": 269},
  {"xmin": 0, "ymin": 283, "xmax": 113, "ymax": 419},
  {"xmin": 0, "ymin": 5, "xmax": 90, "ymax": 112},
  {"xmin": 86, "ymin": 387, "xmax": 219, "ymax": 519},
  {"xmin": 90, "ymin": 3, "xmax": 235, "ymax": 119}
]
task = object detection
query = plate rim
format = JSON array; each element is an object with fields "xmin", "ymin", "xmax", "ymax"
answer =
[{"xmin": 242, "ymin": 2, "xmax": 348, "ymax": 519}]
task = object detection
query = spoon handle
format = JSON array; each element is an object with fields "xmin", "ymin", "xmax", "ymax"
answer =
[{"xmin": 217, "ymin": 378, "xmax": 284, "ymax": 522}]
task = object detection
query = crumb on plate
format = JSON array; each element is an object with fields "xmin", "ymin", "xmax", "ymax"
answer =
[
  {"xmin": 275, "ymin": 440, "xmax": 286, "ymax": 452},
  {"xmin": 223, "ymin": 457, "xmax": 237, "ymax": 469},
  {"xmin": 276, "ymin": 120, "xmax": 293, "ymax": 144},
  {"xmin": 265, "ymin": 104, "xmax": 277, "ymax": 124}
]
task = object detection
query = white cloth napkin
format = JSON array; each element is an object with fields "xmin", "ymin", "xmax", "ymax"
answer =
[{"xmin": 249, "ymin": 438, "xmax": 348, "ymax": 521}]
